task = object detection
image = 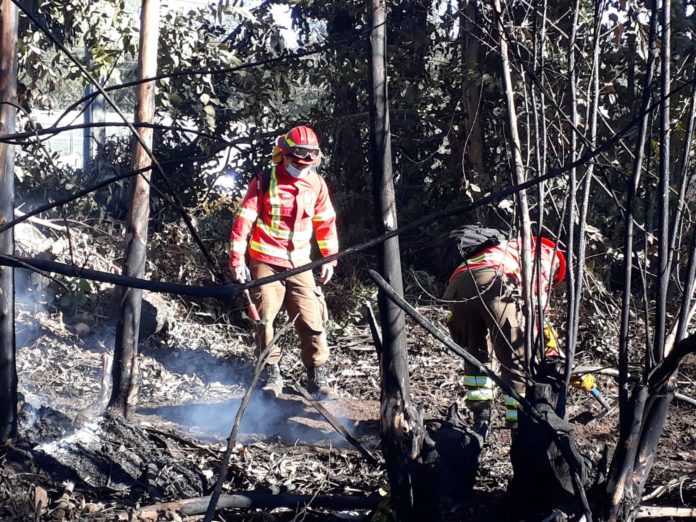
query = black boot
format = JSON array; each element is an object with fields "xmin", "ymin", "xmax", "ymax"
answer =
[
  {"xmin": 468, "ymin": 401, "xmax": 492, "ymax": 442},
  {"xmin": 262, "ymin": 364, "xmax": 284, "ymax": 398},
  {"xmin": 306, "ymin": 365, "xmax": 336, "ymax": 400}
]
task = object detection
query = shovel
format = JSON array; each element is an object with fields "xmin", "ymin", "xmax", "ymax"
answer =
[{"xmin": 242, "ymin": 267, "xmax": 260, "ymax": 323}]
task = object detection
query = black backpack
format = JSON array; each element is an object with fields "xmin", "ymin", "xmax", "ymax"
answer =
[{"xmin": 442, "ymin": 224, "xmax": 508, "ymax": 274}]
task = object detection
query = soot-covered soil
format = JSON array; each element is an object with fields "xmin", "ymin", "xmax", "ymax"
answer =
[{"xmin": 2, "ymin": 287, "xmax": 696, "ymax": 521}]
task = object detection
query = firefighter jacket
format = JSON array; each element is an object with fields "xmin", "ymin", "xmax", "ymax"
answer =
[
  {"xmin": 449, "ymin": 236, "xmax": 565, "ymax": 305},
  {"xmin": 229, "ymin": 164, "xmax": 339, "ymax": 269}
]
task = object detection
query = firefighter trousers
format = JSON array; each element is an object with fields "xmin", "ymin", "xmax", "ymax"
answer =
[
  {"xmin": 250, "ymin": 259, "xmax": 329, "ymax": 367},
  {"xmin": 443, "ymin": 267, "xmax": 526, "ymax": 397}
]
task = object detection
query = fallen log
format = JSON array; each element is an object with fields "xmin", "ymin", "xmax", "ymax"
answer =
[{"xmin": 137, "ymin": 491, "xmax": 382, "ymax": 519}]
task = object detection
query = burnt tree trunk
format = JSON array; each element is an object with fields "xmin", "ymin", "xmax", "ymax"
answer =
[
  {"xmin": 605, "ymin": 334, "xmax": 696, "ymax": 521},
  {"xmin": 653, "ymin": 0, "xmax": 671, "ymax": 367},
  {"xmin": 457, "ymin": 0, "xmax": 486, "ymax": 223},
  {"xmin": 367, "ymin": 1, "xmax": 422, "ymax": 519},
  {"xmin": 509, "ymin": 383, "xmax": 590, "ymax": 520},
  {"xmin": 109, "ymin": 0, "xmax": 160, "ymax": 417},
  {"xmin": 0, "ymin": 0, "xmax": 18, "ymax": 443}
]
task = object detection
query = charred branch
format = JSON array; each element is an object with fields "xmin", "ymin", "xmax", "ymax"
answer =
[
  {"xmin": 204, "ymin": 320, "xmax": 295, "ymax": 522},
  {"xmin": 139, "ymin": 491, "xmax": 381, "ymax": 519},
  {"xmin": 292, "ymin": 382, "xmax": 379, "ymax": 465}
]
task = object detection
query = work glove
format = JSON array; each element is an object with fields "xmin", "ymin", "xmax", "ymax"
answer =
[
  {"xmin": 320, "ymin": 264, "xmax": 334, "ymax": 285},
  {"xmin": 232, "ymin": 263, "xmax": 248, "ymax": 283},
  {"xmin": 543, "ymin": 324, "xmax": 560, "ymax": 357},
  {"xmin": 570, "ymin": 374, "xmax": 597, "ymax": 392},
  {"xmin": 570, "ymin": 374, "xmax": 611, "ymax": 409}
]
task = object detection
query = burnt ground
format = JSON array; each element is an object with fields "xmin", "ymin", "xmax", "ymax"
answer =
[{"xmin": 2, "ymin": 287, "xmax": 696, "ymax": 521}]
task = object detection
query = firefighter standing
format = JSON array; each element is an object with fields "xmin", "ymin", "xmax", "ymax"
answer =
[
  {"xmin": 229, "ymin": 126, "xmax": 339, "ymax": 399},
  {"xmin": 443, "ymin": 236, "xmax": 566, "ymax": 436}
]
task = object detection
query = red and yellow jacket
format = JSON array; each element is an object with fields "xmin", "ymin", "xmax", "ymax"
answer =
[
  {"xmin": 229, "ymin": 164, "xmax": 339, "ymax": 269},
  {"xmin": 449, "ymin": 236, "xmax": 566, "ymax": 304}
]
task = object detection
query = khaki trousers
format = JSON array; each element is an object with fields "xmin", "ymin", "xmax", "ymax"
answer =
[
  {"xmin": 443, "ymin": 268, "xmax": 526, "ymax": 396},
  {"xmin": 250, "ymin": 259, "xmax": 329, "ymax": 367}
]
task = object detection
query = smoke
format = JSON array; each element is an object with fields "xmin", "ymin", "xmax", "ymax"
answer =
[
  {"xmin": 143, "ymin": 392, "xmax": 350, "ymax": 447},
  {"xmin": 15, "ymin": 268, "xmax": 52, "ymax": 347}
]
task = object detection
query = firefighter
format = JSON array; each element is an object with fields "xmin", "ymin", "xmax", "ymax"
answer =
[
  {"xmin": 443, "ymin": 236, "xmax": 566, "ymax": 437},
  {"xmin": 229, "ymin": 125, "xmax": 339, "ymax": 399}
]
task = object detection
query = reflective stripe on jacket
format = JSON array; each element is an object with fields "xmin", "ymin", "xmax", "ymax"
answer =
[
  {"xmin": 449, "ymin": 237, "xmax": 564, "ymax": 304},
  {"xmin": 229, "ymin": 164, "xmax": 338, "ymax": 269}
]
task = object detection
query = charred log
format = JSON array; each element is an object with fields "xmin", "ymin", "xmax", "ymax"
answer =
[
  {"xmin": 18, "ymin": 409, "xmax": 207, "ymax": 498},
  {"xmin": 138, "ymin": 491, "xmax": 382, "ymax": 519}
]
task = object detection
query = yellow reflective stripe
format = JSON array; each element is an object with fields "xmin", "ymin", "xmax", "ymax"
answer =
[
  {"xmin": 250, "ymin": 240, "xmax": 288, "ymax": 258},
  {"xmin": 269, "ymin": 167, "xmax": 282, "ymax": 229},
  {"xmin": 230, "ymin": 241, "xmax": 247, "ymax": 253},
  {"xmin": 256, "ymin": 221, "xmax": 313, "ymax": 242},
  {"xmin": 256, "ymin": 221, "xmax": 291, "ymax": 240},
  {"xmin": 249, "ymin": 240, "xmax": 311, "ymax": 261},
  {"xmin": 504, "ymin": 396, "xmax": 521, "ymax": 407},
  {"xmin": 312, "ymin": 208, "xmax": 336, "ymax": 222},
  {"xmin": 238, "ymin": 207, "xmax": 257, "ymax": 221},
  {"xmin": 463, "ymin": 253, "xmax": 487, "ymax": 265},
  {"xmin": 504, "ymin": 395, "xmax": 520, "ymax": 421},
  {"xmin": 463, "ymin": 375, "xmax": 494, "ymax": 388},
  {"xmin": 317, "ymin": 238, "xmax": 338, "ymax": 251},
  {"xmin": 461, "ymin": 247, "xmax": 521, "ymax": 277},
  {"xmin": 466, "ymin": 389, "xmax": 496, "ymax": 401}
]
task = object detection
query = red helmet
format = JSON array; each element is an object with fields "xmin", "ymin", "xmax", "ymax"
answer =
[
  {"xmin": 539, "ymin": 236, "xmax": 566, "ymax": 285},
  {"xmin": 276, "ymin": 125, "xmax": 322, "ymax": 166}
]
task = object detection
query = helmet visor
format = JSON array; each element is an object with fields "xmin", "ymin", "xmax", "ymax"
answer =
[{"xmin": 289, "ymin": 146, "xmax": 321, "ymax": 160}]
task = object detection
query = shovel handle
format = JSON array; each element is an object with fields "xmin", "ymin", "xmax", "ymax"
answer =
[
  {"xmin": 245, "ymin": 290, "xmax": 261, "ymax": 322},
  {"xmin": 591, "ymin": 388, "xmax": 612, "ymax": 411},
  {"xmin": 242, "ymin": 267, "xmax": 261, "ymax": 322}
]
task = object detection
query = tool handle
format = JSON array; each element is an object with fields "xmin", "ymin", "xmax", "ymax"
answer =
[
  {"xmin": 591, "ymin": 388, "xmax": 612, "ymax": 410},
  {"xmin": 245, "ymin": 291, "xmax": 261, "ymax": 322},
  {"xmin": 241, "ymin": 269, "xmax": 261, "ymax": 322}
]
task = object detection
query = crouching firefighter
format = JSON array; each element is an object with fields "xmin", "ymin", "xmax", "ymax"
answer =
[
  {"xmin": 443, "ymin": 234, "xmax": 566, "ymax": 438},
  {"xmin": 229, "ymin": 125, "xmax": 340, "ymax": 400}
]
